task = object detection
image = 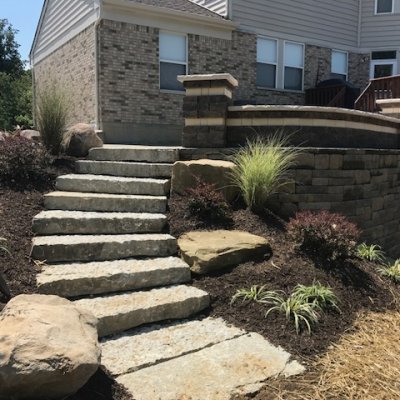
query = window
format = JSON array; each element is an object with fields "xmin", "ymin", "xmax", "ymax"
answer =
[
  {"xmin": 256, "ymin": 38, "xmax": 277, "ymax": 88},
  {"xmin": 159, "ymin": 32, "xmax": 187, "ymax": 91},
  {"xmin": 331, "ymin": 50, "xmax": 348, "ymax": 80},
  {"xmin": 375, "ymin": 0, "xmax": 393, "ymax": 14},
  {"xmin": 370, "ymin": 50, "xmax": 397, "ymax": 78},
  {"xmin": 284, "ymin": 42, "xmax": 304, "ymax": 91}
]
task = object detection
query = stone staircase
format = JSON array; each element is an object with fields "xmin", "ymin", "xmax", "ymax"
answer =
[
  {"xmin": 30, "ymin": 144, "xmax": 304, "ymax": 399},
  {"xmin": 31, "ymin": 145, "xmax": 210, "ymax": 339}
]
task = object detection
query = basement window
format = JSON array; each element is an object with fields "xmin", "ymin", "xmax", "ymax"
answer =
[
  {"xmin": 375, "ymin": 0, "xmax": 393, "ymax": 14},
  {"xmin": 284, "ymin": 41, "xmax": 304, "ymax": 91},
  {"xmin": 331, "ymin": 50, "xmax": 348, "ymax": 81},
  {"xmin": 159, "ymin": 32, "xmax": 187, "ymax": 91},
  {"xmin": 256, "ymin": 38, "xmax": 277, "ymax": 89}
]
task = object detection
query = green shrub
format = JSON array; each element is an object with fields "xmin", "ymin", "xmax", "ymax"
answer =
[
  {"xmin": 357, "ymin": 243, "xmax": 385, "ymax": 263},
  {"xmin": 230, "ymin": 135, "xmax": 299, "ymax": 211},
  {"xmin": 36, "ymin": 84, "xmax": 68, "ymax": 155},
  {"xmin": 185, "ymin": 180, "xmax": 231, "ymax": 223},
  {"xmin": 377, "ymin": 260, "xmax": 400, "ymax": 283},
  {"xmin": 0, "ymin": 136, "xmax": 51, "ymax": 186},
  {"xmin": 287, "ymin": 210, "xmax": 360, "ymax": 260}
]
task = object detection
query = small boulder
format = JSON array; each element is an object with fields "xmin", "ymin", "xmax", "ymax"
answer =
[
  {"xmin": 171, "ymin": 159, "xmax": 239, "ymax": 202},
  {"xmin": 178, "ymin": 230, "xmax": 271, "ymax": 274},
  {"xmin": 62, "ymin": 123, "xmax": 103, "ymax": 157},
  {"xmin": 0, "ymin": 294, "xmax": 101, "ymax": 400},
  {"xmin": 0, "ymin": 131, "xmax": 10, "ymax": 141},
  {"xmin": 19, "ymin": 129, "xmax": 41, "ymax": 141}
]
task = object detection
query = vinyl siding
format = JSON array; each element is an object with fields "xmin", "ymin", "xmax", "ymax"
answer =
[
  {"xmin": 32, "ymin": 0, "xmax": 98, "ymax": 64},
  {"xmin": 360, "ymin": 0, "xmax": 400, "ymax": 49},
  {"xmin": 231, "ymin": 0, "xmax": 359, "ymax": 49},
  {"xmin": 190, "ymin": 0, "xmax": 228, "ymax": 16}
]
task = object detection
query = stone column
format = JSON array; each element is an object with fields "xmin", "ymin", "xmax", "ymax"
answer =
[{"xmin": 178, "ymin": 74, "xmax": 238, "ymax": 148}]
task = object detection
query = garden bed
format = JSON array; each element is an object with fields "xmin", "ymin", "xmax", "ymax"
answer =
[{"xmin": 168, "ymin": 195, "xmax": 399, "ymax": 360}]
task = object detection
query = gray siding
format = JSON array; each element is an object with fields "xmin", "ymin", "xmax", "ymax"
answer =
[
  {"xmin": 190, "ymin": 0, "xmax": 228, "ymax": 16},
  {"xmin": 32, "ymin": 0, "xmax": 98, "ymax": 63},
  {"xmin": 360, "ymin": 0, "xmax": 400, "ymax": 49},
  {"xmin": 232, "ymin": 0, "xmax": 359, "ymax": 48}
]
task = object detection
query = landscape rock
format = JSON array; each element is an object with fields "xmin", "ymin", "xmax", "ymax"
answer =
[
  {"xmin": 0, "ymin": 131, "xmax": 10, "ymax": 141},
  {"xmin": 171, "ymin": 159, "xmax": 239, "ymax": 202},
  {"xmin": 62, "ymin": 123, "xmax": 103, "ymax": 157},
  {"xmin": 178, "ymin": 230, "xmax": 271, "ymax": 274},
  {"xmin": 19, "ymin": 129, "xmax": 40, "ymax": 141},
  {"xmin": 0, "ymin": 294, "xmax": 100, "ymax": 400}
]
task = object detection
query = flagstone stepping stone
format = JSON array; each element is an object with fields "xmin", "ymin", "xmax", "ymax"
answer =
[{"xmin": 178, "ymin": 230, "xmax": 271, "ymax": 274}]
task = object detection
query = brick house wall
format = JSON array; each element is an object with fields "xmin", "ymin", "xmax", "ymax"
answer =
[{"xmin": 33, "ymin": 25, "xmax": 97, "ymax": 127}]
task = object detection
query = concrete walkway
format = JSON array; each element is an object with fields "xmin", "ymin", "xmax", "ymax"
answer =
[{"xmin": 31, "ymin": 145, "xmax": 304, "ymax": 399}]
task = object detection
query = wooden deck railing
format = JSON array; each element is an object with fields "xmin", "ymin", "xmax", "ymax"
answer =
[
  {"xmin": 305, "ymin": 84, "xmax": 347, "ymax": 108},
  {"xmin": 355, "ymin": 75, "xmax": 400, "ymax": 112}
]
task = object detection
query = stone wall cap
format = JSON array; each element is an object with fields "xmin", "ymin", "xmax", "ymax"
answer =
[
  {"xmin": 376, "ymin": 98, "xmax": 400, "ymax": 105},
  {"xmin": 228, "ymin": 105, "xmax": 400, "ymax": 124},
  {"xmin": 178, "ymin": 74, "xmax": 238, "ymax": 87}
]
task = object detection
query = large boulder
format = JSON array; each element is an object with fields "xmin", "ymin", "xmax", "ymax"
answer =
[
  {"xmin": 0, "ymin": 294, "xmax": 101, "ymax": 400},
  {"xmin": 171, "ymin": 159, "xmax": 239, "ymax": 202},
  {"xmin": 62, "ymin": 123, "xmax": 103, "ymax": 157},
  {"xmin": 178, "ymin": 230, "xmax": 271, "ymax": 274}
]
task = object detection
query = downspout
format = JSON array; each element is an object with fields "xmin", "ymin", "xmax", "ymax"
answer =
[
  {"xmin": 31, "ymin": 58, "xmax": 37, "ymax": 128},
  {"xmin": 357, "ymin": 0, "xmax": 362, "ymax": 48},
  {"xmin": 227, "ymin": 0, "xmax": 232, "ymax": 19},
  {"xmin": 94, "ymin": 0, "xmax": 102, "ymax": 131}
]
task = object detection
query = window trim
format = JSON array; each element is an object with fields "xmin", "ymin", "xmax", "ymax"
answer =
[
  {"xmin": 283, "ymin": 40, "xmax": 305, "ymax": 92},
  {"xmin": 375, "ymin": 0, "xmax": 394, "ymax": 15},
  {"xmin": 256, "ymin": 36, "xmax": 278, "ymax": 89},
  {"xmin": 331, "ymin": 49, "xmax": 348, "ymax": 80},
  {"xmin": 159, "ymin": 31, "xmax": 188, "ymax": 92},
  {"xmin": 370, "ymin": 59, "xmax": 398, "ymax": 79}
]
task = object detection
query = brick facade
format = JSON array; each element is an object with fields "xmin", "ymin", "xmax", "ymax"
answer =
[{"xmin": 33, "ymin": 25, "xmax": 96, "ymax": 126}]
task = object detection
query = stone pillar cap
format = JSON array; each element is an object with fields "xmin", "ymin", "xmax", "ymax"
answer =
[{"xmin": 178, "ymin": 73, "xmax": 238, "ymax": 87}]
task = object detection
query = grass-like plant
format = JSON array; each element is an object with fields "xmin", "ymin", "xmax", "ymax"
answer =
[
  {"xmin": 36, "ymin": 83, "xmax": 69, "ymax": 155},
  {"xmin": 231, "ymin": 285, "xmax": 270, "ymax": 304},
  {"xmin": 377, "ymin": 259, "xmax": 400, "ymax": 283},
  {"xmin": 230, "ymin": 134, "xmax": 299, "ymax": 211},
  {"xmin": 264, "ymin": 291, "xmax": 320, "ymax": 334},
  {"xmin": 0, "ymin": 237, "xmax": 10, "ymax": 255},
  {"xmin": 357, "ymin": 243, "xmax": 386, "ymax": 263},
  {"xmin": 292, "ymin": 281, "xmax": 340, "ymax": 312}
]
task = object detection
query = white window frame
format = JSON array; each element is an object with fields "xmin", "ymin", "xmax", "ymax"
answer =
[
  {"xmin": 375, "ymin": 0, "xmax": 394, "ymax": 14},
  {"xmin": 370, "ymin": 59, "xmax": 398, "ymax": 79},
  {"xmin": 256, "ymin": 37, "xmax": 278, "ymax": 89},
  {"xmin": 159, "ymin": 31, "xmax": 188, "ymax": 93},
  {"xmin": 331, "ymin": 49, "xmax": 348, "ymax": 80},
  {"xmin": 283, "ymin": 40, "xmax": 305, "ymax": 92}
]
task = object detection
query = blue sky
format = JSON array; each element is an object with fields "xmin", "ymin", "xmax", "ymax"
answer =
[{"xmin": 1, "ymin": 0, "xmax": 44, "ymax": 62}]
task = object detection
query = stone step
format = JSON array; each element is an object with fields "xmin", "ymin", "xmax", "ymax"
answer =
[
  {"xmin": 32, "ymin": 211, "xmax": 167, "ymax": 235},
  {"xmin": 116, "ymin": 333, "xmax": 304, "ymax": 400},
  {"xmin": 37, "ymin": 257, "xmax": 190, "ymax": 297},
  {"xmin": 76, "ymin": 160, "xmax": 173, "ymax": 178},
  {"xmin": 75, "ymin": 285, "xmax": 210, "ymax": 337},
  {"xmin": 101, "ymin": 318, "xmax": 245, "ymax": 376},
  {"xmin": 44, "ymin": 192, "xmax": 167, "ymax": 213},
  {"xmin": 31, "ymin": 234, "xmax": 177, "ymax": 263},
  {"xmin": 89, "ymin": 145, "xmax": 180, "ymax": 163},
  {"xmin": 56, "ymin": 174, "xmax": 170, "ymax": 196}
]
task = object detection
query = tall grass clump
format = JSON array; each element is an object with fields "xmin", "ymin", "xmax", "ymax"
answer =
[
  {"xmin": 230, "ymin": 134, "xmax": 300, "ymax": 211},
  {"xmin": 36, "ymin": 83, "xmax": 68, "ymax": 155}
]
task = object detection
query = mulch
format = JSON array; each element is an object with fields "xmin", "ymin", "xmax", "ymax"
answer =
[
  {"xmin": 168, "ymin": 195, "xmax": 399, "ymax": 360},
  {"xmin": 0, "ymin": 159, "xmax": 132, "ymax": 400}
]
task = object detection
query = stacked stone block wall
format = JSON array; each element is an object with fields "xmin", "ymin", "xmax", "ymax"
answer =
[{"xmin": 33, "ymin": 25, "xmax": 96, "ymax": 126}]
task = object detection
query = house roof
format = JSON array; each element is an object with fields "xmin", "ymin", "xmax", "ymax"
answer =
[{"xmin": 127, "ymin": 0, "xmax": 225, "ymax": 19}]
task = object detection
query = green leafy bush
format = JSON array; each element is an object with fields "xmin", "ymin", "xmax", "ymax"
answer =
[
  {"xmin": 185, "ymin": 180, "xmax": 231, "ymax": 223},
  {"xmin": 377, "ymin": 260, "xmax": 400, "ymax": 283},
  {"xmin": 287, "ymin": 210, "xmax": 360, "ymax": 260},
  {"xmin": 36, "ymin": 84, "xmax": 68, "ymax": 155},
  {"xmin": 230, "ymin": 135, "xmax": 299, "ymax": 211},
  {"xmin": 0, "ymin": 136, "xmax": 51, "ymax": 185},
  {"xmin": 357, "ymin": 243, "xmax": 385, "ymax": 263}
]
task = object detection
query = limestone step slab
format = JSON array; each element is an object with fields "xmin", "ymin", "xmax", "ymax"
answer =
[
  {"xmin": 32, "ymin": 211, "xmax": 166, "ymax": 235},
  {"xmin": 76, "ymin": 160, "xmax": 173, "ymax": 178},
  {"xmin": 74, "ymin": 285, "xmax": 210, "ymax": 337},
  {"xmin": 56, "ymin": 174, "xmax": 170, "ymax": 196},
  {"xmin": 44, "ymin": 192, "xmax": 167, "ymax": 213},
  {"xmin": 117, "ymin": 333, "xmax": 305, "ymax": 400},
  {"xmin": 101, "ymin": 318, "xmax": 245, "ymax": 376},
  {"xmin": 31, "ymin": 234, "xmax": 177, "ymax": 263},
  {"xmin": 37, "ymin": 257, "xmax": 190, "ymax": 297},
  {"xmin": 89, "ymin": 145, "xmax": 180, "ymax": 163}
]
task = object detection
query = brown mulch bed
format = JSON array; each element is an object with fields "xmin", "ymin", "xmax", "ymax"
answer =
[
  {"xmin": 0, "ymin": 159, "xmax": 132, "ymax": 400},
  {"xmin": 168, "ymin": 195, "xmax": 399, "ymax": 361}
]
